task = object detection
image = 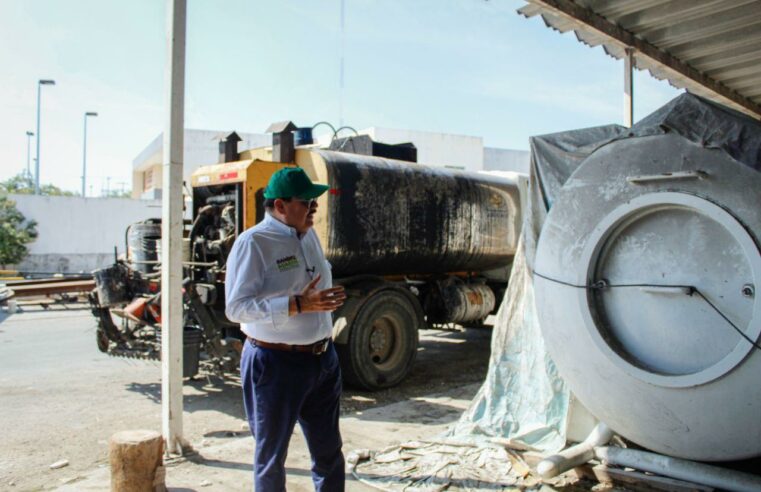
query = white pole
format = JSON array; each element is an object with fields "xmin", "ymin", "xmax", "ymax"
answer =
[
  {"xmin": 162, "ymin": 0, "xmax": 187, "ymax": 456},
  {"xmin": 35, "ymin": 79, "xmax": 55, "ymax": 195},
  {"xmin": 81, "ymin": 112, "xmax": 98, "ymax": 197},
  {"xmin": 26, "ymin": 131, "xmax": 34, "ymax": 178},
  {"xmin": 595, "ymin": 447, "xmax": 761, "ymax": 491},
  {"xmin": 82, "ymin": 115, "xmax": 87, "ymax": 197},
  {"xmin": 339, "ymin": 0, "xmax": 345, "ymax": 126},
  {"xmin": 35, "ymin": 83, "xmax": 42, "ymax": 194},
  {"xmin": 624, "ymin": 48, "xmax": 634, "ymax": 128}
]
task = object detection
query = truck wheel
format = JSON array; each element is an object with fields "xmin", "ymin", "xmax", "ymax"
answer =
[{"xmin": 338, "ymin": 288, "xmax": 421, "ymax": 390}]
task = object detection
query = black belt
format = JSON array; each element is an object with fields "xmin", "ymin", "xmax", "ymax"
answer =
[{"xmin": 248, "ymin": 337, "xmax": 330, "ymax": 355}]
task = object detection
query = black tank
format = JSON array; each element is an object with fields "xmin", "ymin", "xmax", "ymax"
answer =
[{"xmin": 315, "ymin": 151, "xmax": 521, "ymax": 277}]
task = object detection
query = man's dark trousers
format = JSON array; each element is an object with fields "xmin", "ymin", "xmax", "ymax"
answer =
[{"xmin": 241, "ymin": 339, "xmax": 345, "ymax": 491}]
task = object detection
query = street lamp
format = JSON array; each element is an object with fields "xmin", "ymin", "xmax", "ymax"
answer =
[
  {"xmin": 35, "ymin": 79, "xmax": 56, "ymax": 195},
  {"xmin": 25, "ymin": 131, "xmax": 34, "ymax": 179},
  {"xmin": 82, "ymin": 111, "xmax": 98, "ymax": 197}
]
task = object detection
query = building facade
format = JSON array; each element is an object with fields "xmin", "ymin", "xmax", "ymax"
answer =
[
  {"xmin": 132, "ymin": 130, "xmax": 270, "ymax": 199},
  {"xmin": 132, "ymin": 127, "xmax": 529, "ymax": 198}
]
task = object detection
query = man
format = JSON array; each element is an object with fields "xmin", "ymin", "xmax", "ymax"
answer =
[{"xmin": 225, "ymin": 167, "xmax": 347, "ymax": 491}]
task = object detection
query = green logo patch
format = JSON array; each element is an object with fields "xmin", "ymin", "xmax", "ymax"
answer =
[{"xmin": 276, "ymin": 255, "xmax": 300, "ymax": 272}]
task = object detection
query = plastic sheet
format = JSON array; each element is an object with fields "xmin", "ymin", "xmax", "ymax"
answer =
[
  {"xmin": 349, "ymin": 440, "xmax": 528, "ymax": 491},
  {"xmin": 444, "ymin": 237, "xmax": 568, "ymax": 451},
  {"xmin": 631, "ymin": 93, "xmax": 761, "ymax": 171},
  {"xmin": 443, "ymin": 120, "xmax": 627, "ymax": 453}
]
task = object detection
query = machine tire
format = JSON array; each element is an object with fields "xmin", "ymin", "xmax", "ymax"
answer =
[
  {"xmin": 96, "ymin": 327, "xmax": 110, "ymax": 352},
  {"xmin": 337, "ymin": 288, "xmax": 421, "ymax": 390}
]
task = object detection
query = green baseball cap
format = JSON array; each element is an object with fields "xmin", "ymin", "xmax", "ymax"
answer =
[{"xmin": 263, "ymin": 167, "xmax": 329, "ymax": 200}]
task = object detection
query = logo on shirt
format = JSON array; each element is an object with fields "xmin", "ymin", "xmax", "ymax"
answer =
[{"xmin": 276, "ymin": 255, "xmax": 300, "ymax": 272}]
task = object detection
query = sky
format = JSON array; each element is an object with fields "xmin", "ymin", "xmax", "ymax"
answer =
[{"xmin": 0, "ymin": 0, "xmax": 682, "ymax": 196}]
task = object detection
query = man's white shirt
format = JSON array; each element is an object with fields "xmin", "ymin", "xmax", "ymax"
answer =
[{"xmin": 225, "ymin": 213, "xmax": 333, "ymax": 344}]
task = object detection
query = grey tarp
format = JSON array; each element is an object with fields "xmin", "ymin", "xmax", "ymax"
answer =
[
  {"xmin": 631, "ymin": 93, "xmax": 761, "ymax": 171},
  {"xmin": 445, "ymin": 123, "xmax": 628, "ymax": 452},
  {"xmin": 534, "ymin": 92, "xmax": 761, "ymax": 213}
]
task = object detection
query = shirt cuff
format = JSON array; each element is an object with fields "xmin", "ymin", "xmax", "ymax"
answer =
[{"xmin": 270, "ymin": 295, "xmax": 290, "ymax": 328}]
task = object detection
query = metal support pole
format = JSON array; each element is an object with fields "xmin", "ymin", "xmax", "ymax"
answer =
[
  {"xmin": 339, "ymin": 0, "xmax": 345, "ymax": 126},
  {"xmin": 162, "ymin": 0, "xmax": 187, "ymax": 456},
  {"xmin": 35, "ymin": 79, "xmax": 55, "ymax": 195},
  {"xmin": 35, "ymin": 84, "xmax": 42, "ymax": 194},
  {"xmin": 26, "ymin": 131, "xmax": 34, "ymax": 178},
  {"xmin": 82, "ymin": 112, "xmax": 98, "ymax": 198},
  {"xmin": 624, "ymin": 48, "xmax": 634, "ymax": 128},
  {"xmin": 82, "ymin": 116, "xmax": 87, "ymax": 197}
]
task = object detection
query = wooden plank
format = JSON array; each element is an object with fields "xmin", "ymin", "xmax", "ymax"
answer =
[
  {"xmin": 10, "ymin": 280, "xmax": 95, "ymax": 297},
  {"xmin": 4, "ymin": 277, "xmax": 91, "ymax": 287},
  {"xmin": 16, "ymin": 299, "xmax": 56, "ymax": 306}
]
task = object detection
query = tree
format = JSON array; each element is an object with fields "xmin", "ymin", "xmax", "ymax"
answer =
[
  {"xmin": 0, "ymin": 195, "xmax": 38, "ymax": 268},
  {"xmin": 103, "ymin": 188, "xmax": 132, "ymax": 198},
  {"xmin": 0, "ymin": 173, "xmax": 77, "ymax": 196}
]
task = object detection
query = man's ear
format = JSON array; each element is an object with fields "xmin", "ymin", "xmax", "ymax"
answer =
[{"xmin": 273, "ymin": 198, "xmax": 287, "ymax": 214}]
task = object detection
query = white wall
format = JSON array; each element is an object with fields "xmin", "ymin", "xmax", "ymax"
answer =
[
  {"xmin": 9, "ymin": 194, "xmax": 161, "ymax": 273},
  {"xmin": 483, "ymin": 147, "xmax": 531, "ymax": 174},
  {"xmin": 360, "ymin": 127, "xmax": 484, "ymax": 172}
]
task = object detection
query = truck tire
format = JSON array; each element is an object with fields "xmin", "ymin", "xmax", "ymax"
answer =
[{"xmin": 337, "ymin": 288, "xmax": 421, "ymax": 390}]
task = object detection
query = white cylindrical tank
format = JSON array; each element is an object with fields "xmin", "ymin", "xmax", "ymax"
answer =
[{"xmin": 534, "ymin": 133, "xmax": 761, "ymax": 461}]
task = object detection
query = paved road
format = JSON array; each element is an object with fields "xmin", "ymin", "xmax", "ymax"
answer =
[
  {"xmin": 0, "ymin": 308, "xmax": 174, "ymax": 490},
  {"xmin": 0, "ymin": 307, "xmax": 245, "ymax": 490},
  {"xmin": 0, "ymin": 306, "xmax": 491, "ymax": 490}
]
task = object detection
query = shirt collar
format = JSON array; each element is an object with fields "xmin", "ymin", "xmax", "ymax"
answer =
[{"xmin": 263, "ymin": 212, "xmax": 300, "ymax": 238}]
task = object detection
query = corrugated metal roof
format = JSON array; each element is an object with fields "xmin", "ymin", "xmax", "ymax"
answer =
[{"xmin": 518, "ymin": 0, "xmax": 761, "ymax": 118}]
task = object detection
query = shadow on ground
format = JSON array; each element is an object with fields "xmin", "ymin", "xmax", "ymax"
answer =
[
  {"xmin": 123, "ymin": 326, "xmax": 491, "ymax": 424},
  {"xmin": 125, "ymin": 376, "xmax": 244, "ymax": 417}
]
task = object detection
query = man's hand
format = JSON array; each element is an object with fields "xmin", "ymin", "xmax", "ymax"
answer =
[{"xmin": 294, "ymin": 275, "xmax": 346, "ymax": 313}]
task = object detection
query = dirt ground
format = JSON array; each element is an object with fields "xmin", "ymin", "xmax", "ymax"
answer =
[{"xmin": 0, "ymin": 305, "xmax": 492, "ymax": 491}]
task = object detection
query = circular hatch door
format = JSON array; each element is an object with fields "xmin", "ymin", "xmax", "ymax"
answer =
[{"xmin": 580, "ymin": 192, "xmax": 760, "ymax": 388}]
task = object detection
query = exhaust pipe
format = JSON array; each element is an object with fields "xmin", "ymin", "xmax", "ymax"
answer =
[{"xmin": 266, "ymin": 121, "xmax": 297, "ymax": 163}]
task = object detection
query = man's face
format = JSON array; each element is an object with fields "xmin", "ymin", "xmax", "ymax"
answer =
[{"xmin": 277, "ymin": 197, "xmax": 318, "ymax": 234}]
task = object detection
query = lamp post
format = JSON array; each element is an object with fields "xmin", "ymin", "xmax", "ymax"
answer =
[
  {"xmin": 35, "ymin": 79, "xmax": 56, "ymax": 195},
  {"xmin": 25, "ymin": 131, "xmax": 34, "ymax": 179},
  {"xmin": 82, "ymin": 111, "xmax": 98, "ymax": 197}
]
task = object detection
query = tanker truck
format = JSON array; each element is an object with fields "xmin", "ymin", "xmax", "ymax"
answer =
[{"xmin": 90, "ymin": 126, "xmax": 522, "ymax": 390}]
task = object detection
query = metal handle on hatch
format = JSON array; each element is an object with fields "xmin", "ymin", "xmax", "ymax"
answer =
[
  {"xmin": 627, "ymin": 170, "xmax": 708, "ymax": 184},
  {"xmin": 639, "ymin": 286, "xmax": 693, "ymax": 296}
]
